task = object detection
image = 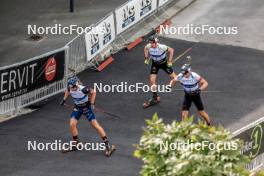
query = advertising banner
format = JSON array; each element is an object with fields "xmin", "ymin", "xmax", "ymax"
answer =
[
  {"xmin": 115, "ymin": 0, "xmax": 157, "ymax": 35},
  {"xmin": 138, "ymin": 0, "xmax": 157, "ymax": 21},
  {"xmin": 0, "ymin": 50, "xmax": 65, "ymax": 102},
  {"xmin": 85, "ymin": 13, "xmax": 116, "ymax": 61},
  {"xmin": 234, "ymin": 120, "xmax": 264, "ymax": 170}
]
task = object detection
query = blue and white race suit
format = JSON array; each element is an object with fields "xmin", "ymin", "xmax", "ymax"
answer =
[
  {"xmin": 177, "ymin": 72, "xmax": 201, "ymax": 93},
  {"xmin": 69, "ymin": 85, "xmax": 95, "ymax": 121}
]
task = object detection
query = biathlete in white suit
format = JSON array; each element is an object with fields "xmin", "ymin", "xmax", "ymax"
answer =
[
  {"xmin": 143, "ymin": 36, "xmax": 177, "ymax": 108},
  {"xmin": 60, "ymin": 76, "xmax": 116, "ymax": 156},
  {"xmin": 170, "ymin": 64, "xmax": 211, "ymax": 126}
]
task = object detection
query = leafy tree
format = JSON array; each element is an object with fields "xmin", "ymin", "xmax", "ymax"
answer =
[
  {"xmin": 255, "ymin": 170, "xmax": 264, "ymax": 176},
  {"xmin": 134, "ymin": 113, "xmax": 250, "ymax": 176}
]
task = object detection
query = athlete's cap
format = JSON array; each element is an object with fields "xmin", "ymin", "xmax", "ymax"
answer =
[
  {"xmin": 148, "ymin": 36, "xmax": 158, "ymax": 43},
  {"xmin": 67, "ymin": 77, "xmax": 78, "ymax": 87},
  {"xmin": 180, "ymin": 64, "xmax": 191, "ymax": 74}
]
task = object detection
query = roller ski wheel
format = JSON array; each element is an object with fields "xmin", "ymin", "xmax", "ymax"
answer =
[{"xmin": 142, "ymin": 96, "xmax": 160, "ymax": 109}]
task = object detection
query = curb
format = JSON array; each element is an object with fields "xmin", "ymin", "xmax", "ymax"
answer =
[
  {"xmin": 97, "ymin": 56, "xmax": 114, "ymax": 72},
  {"xmin": 126, "ymin": 37, "xmax": 143, "ymax": 50}
]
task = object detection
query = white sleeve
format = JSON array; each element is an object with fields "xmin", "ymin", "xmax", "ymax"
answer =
[
  {"xmin": 175, "ymin": 73, "xmax": 183, "ymax": 81},
  {"xmin": 192, "ymin": 72, "xmax": 202, "ymax": 82},
  {"xmin": 158, "ymin": 44, "xmax": 169, "ymax": 51},
  {"xmin": 145, "ymin": 43, "xmax": 151, "ymax": 49}
]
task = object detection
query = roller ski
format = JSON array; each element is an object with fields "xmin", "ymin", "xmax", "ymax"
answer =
[
  {"xmin": 104, "ymin": 144, "xmax": 116, "ymax": 157},
  {"xmin": 60, "ymin": 77, "xmax": 116, "ymax": 156},
  {"xmin": 142, "ymin": 96, "xmax": 160, "ymax": 109}
]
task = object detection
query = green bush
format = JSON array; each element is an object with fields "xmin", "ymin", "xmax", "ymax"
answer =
[
  {"xmin": 255, "ymin": 170, "xmax": 264, "ymax": 176},
  {"xmin": 134, "ymin": 113, "xmax": 250, "ymax": 176}
]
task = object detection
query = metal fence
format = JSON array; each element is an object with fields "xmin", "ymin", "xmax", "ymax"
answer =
[{"xmin": 66, "ymin": 34, "xmax": 88, "ymax": 72}]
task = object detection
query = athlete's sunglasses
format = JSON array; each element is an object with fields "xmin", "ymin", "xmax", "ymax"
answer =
[
  {"xmin": 70, "ymin": 85, "xmax": 77, "ymax": 89},
  {"xmin": 182, "ymin": 71, "xmax": 189, "ymax": 75}
]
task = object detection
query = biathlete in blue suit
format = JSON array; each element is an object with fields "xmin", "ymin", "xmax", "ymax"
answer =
[{"xmin": 60, "ymin": 76, "xmax": 116, "ymax": 156}]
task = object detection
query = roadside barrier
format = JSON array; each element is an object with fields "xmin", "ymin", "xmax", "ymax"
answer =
[
  {"xmin": 233, "ymin": 117, "xmax": 264, "ymax": 171},
  {"xmin": 0, "ymin": 47, "xmax": 68, "ymax": 114}
]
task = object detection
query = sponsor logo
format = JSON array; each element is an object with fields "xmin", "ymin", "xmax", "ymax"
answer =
[
  {"xmin": 90, "ymin": 34, "xmax": 100, "ymax": 55},
  {"xmin": 0, "ymin": 63, "xmax": 37, "ymax": 101},
  {"xmin": 45, "ymin": 57, "xmax": 56, "ymax": 81},
  {"xmin": 241, "ymin": 124, "xmax": 263, "ymax": 158},
  {"xmin": 250, "ymin": 125, "xmax": 263, "ymax": 158},
  {"xmin": 235, "ymin": 120, "xmax": 264, "ymax": 171},
  {"xmin": 102, "ymin": 22, "xmax": 112, "ymax": 45},
  {"xmin": 0, "ymin": 50, "xmax": 65, "ymax": 101},
  {"xmin": 140, "ymin": 0, "xmax": 152, "ymax": 16},
  {"xmin": 121, "ymin": 5, "xmax": 135, "ymax": 28}
]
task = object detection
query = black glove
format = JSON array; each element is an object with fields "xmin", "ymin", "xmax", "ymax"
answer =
[{"xmin": 60, "ymin": 99, "xmax": 66, "ymax": 106}]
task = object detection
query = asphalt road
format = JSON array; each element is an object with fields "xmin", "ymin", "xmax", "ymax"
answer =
[
  {"xmin": 164, "ymin": 0, "xmax": 264, "ymax": 50},
  {"xmin": 0, "ymin": 37, "xmax": 264, "ymax": 176},
  {"xmin": 0, "ymin": 0, "xmax": 126, "ymax": 67}
]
